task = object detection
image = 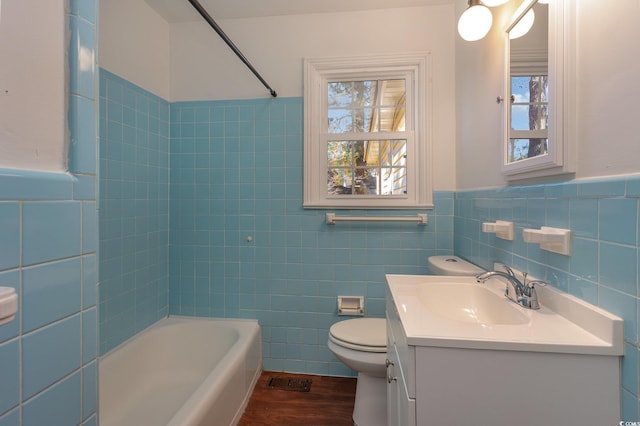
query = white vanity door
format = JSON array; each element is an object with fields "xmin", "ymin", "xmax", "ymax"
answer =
[{"xmin": 415, "ymin": 346, "xmax": 620, "ymax": 426}]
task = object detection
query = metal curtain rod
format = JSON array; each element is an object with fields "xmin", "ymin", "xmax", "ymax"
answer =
[
  {"xmin": 326, "ymin": 213, "xmax": 428, "ymax": 225},
  {"xmin": 186, "ymin": 0, "xmax": 278, "ymax": 98}
]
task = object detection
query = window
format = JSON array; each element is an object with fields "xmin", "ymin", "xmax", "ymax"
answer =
[
  {"xmin": 508, "ymin": 74, "xmax": 549, "ymax": 163},
  {"xmin": 303, "ymin": 54, "xmax": 432, "ymax": 209}
]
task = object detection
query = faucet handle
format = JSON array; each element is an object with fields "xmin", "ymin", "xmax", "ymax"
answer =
[
  {"xmin": 526, "ymin": 279, "xmax": 548, "ymax": 288},
  {"xmin": 495, "ymin": 262, "xmax": 515, "ymax": 277},
  {"xmin": 523, "ymin": 279, "xmax": 547, "ymax": 310},
  {"xmin": 526, "ymin": 284, "xmax": 540, "ymax": 309}
]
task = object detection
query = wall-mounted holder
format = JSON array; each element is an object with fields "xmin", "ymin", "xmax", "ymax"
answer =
[
  {"xmin": 523, "ymin": 227, "xmax": 572, "ymax": 256},
  {"xmin": 337, "ymin": 296, "xmax": 364, "ymax": 316},
  {"xmin": 482, "ymin": 220, "xmax": 514, "ymax": 240},
  {"xmin": 0, "ymin": 287, "xmax": 18, "ymax": 326},
  {"xmin": 326, "ymin": 212, "xmax": 427, "ymax": 225}
]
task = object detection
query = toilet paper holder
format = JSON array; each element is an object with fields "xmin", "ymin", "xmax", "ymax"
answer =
[{"xmin": 337, "ymin": 296, "xmax": 364, "ymax": 316}]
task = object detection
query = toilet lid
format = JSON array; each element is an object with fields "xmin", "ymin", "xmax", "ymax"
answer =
[{"xmin": 329, "ymin": 318, "xmax": 387, "ymax": 351}]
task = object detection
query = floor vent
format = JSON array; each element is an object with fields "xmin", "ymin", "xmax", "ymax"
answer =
[{"xmin": 267, "ymin": 376, "xmax": 312, "ymax": 392}]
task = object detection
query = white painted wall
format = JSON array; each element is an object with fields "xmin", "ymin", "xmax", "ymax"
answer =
[
  {"xmin": 575, "ymin": 0, "xmax": 640, "ymax": 178},
  {"xmin": 170, "ymin": 6, "xmax": 453, "ymax": 99},
  {"xmin": 0, "ymin": 0, "xmax": 67, "ymax": 172},
  {"xmin": 99, "ymin": 0, "xmax": 170, "ymax": 100},
  {"xmin": 456, "ymin": 0, "xmax": 640, "ymax": 189},
  {"xmin": 169, "ymin": 5, "xmax": 458, "ymax": 190}
]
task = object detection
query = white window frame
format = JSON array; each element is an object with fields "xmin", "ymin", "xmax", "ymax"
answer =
[{"xmin": 303, "ymin": 53, "xmax": 432, "ymax": 209}]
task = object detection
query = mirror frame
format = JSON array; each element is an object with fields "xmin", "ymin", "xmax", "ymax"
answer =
[{"xmin": 502, "ymin": 0, "xmax": 575, "ymax": 180}]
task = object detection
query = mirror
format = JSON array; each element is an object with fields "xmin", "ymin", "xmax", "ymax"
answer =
[{"xmin": 502, "ymin": 0, "xmax": 574, "ymax": 180}]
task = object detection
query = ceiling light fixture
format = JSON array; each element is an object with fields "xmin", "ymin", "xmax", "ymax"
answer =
[
  {"xmin": 481, "ymin": 0, "xmax": 510, "ymax": 6},
  {"xmin": 458, "ymin": 0, "xmax": 539, "ymax": 42},
  {"xmin": 457, "ymin": 0, "xmax": 493, "ymax": 42}
]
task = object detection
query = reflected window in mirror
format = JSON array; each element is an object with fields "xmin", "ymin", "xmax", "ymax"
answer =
[
  {"xmin": 509, "ymin": 2, "xmax": 548, "ymax": 164},
  {"xmin": 509, "ymin": 75, "xmax": 548, "ymax": 162}
]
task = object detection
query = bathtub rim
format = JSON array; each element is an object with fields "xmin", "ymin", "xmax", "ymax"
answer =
[{"xmin": 98, "ymin": 315, "xmax": 261, "ymax": 360}]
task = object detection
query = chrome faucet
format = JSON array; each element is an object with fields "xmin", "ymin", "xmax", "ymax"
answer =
[{"xmin": 475, "ymin": 268, "xmax": 542, "ymax": 310}]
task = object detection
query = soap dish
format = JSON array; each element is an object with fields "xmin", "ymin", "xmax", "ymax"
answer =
[{"xmin": 0, "ymin": 287, "xmax": 18, "ymax": 326}]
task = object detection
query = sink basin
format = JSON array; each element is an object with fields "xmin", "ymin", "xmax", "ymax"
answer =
[
  {"xmin": 417, "ymin": 283, "xmax": 528, "ymax": 325},
  {"xmin": 386, "ymin": 274, "xmax": 624, "ymax": 355}
]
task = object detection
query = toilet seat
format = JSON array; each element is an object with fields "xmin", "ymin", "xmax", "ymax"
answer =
[{"xmin": 329, "ymin": 318, "xmax": 387, "ymax": 353}]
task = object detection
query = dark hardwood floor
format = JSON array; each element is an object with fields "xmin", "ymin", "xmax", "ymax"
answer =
[{"xmin": 238, "ymin": 371, "xmax": 357, "ymax": 426}]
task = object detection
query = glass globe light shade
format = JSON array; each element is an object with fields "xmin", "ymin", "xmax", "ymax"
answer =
[
  {"xmin": 509, "ymin": 8, "xmax": 535, "ymax": 39},
  {"xmin": 457, "ymin": 4, "xmax": 493, "ymax": 42},
  {"xmin": 481, "ymin": 0, "xmax": 509, "ymax": 6}
]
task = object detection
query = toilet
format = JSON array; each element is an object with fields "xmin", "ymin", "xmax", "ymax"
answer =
[
  {"xmin": 328, "ymin": 255, "xmax": 483, "ymax": 426},
  {"xmin": 427, "ymin": 255, "xmax": 484, "ymax": 276},
  {"xmin": 328, "ymin": 317, "xmax": 387, "ymax": 426}
]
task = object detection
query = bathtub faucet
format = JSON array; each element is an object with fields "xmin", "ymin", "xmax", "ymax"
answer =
[{"xmin": 475, "ymin": 269, "xmax": 542, "ymax": 310}]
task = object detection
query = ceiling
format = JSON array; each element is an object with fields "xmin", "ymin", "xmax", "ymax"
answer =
[{"xmin": 144, "ymin": 0, "xmax": 453, "ymax": 22}]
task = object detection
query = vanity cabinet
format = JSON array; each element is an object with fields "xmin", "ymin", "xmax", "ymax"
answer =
[
  {"xmin": 385, "ymin": 279, "xmax": 622, "ymax": 426},
  {"xmin": 386, "ymin": 294, "xmax": 415, "ymax": 426}
]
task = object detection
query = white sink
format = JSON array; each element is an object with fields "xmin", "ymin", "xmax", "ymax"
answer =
[
  {"xmin": 386, "ymin": 274, "xmax": 623, "ymax": 355},
  {"xmin": 416, "ymin": 282, "xmax": 528, "ymax": 325}
]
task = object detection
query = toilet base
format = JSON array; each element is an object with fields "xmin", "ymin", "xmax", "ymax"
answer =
[{"xmin": 353, "ymin": 373, "xmax": 386, "ymax": 426}]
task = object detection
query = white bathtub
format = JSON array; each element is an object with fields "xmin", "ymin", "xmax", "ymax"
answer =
[{"xmin": 99, "ymin": 316, "xmax": 262, "ymax": 426}]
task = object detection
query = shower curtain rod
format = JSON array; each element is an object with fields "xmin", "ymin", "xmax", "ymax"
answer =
[{"xmin": 187, "ymin": 0, "xmax": 278, "ymax": 98}]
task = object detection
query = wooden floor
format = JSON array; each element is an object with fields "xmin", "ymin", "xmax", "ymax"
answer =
[{"xmin": 238, "ymin": 371, "xmax": 357, "ymax": 426}]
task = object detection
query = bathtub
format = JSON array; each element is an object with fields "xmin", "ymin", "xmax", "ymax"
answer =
[{"xmin": 99, "ymin": 316, "xmax": 262, "ymax": 426}]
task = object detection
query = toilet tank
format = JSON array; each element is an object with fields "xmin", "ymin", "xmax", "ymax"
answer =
[{"xmin": 427, "ymin": 255, "xmax": 484, "ymax": 276}]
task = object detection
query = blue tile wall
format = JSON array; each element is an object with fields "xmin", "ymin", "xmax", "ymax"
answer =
[
  {"xmin": 22, "ymin": 258, "xmax": 82, "ymax": 333},
  {"xmin": 98, "ymin": 70, "xmax": 170, "ymax": 354},
  {"xmin": 0, "ymin": 203, "xmax": 20, "ymax": 271},
  {"xmin": 98, "ymin": 77, "xmax": 639, "ymax": 418},
  {"xmin": 22, "ymin": 371, "xmax": 81, "ymax": 426},
  {"xmin": 169, "ymin": 98, "xmax": 453, "ymax": 374},
  {"xmin": 0, "ymin": 1, "xmax": 98, "ymax": 424},
  {"xmin": 454, "ymin": 175, "xmax": 640, "ymax": 420},
  {"xmin": 22, "ymin": 202, "xmax": 82, "ymax": 266},
  {"xmin": 0, "ymin": 340, "xmax": 19, "ymax": 415},
  {"xmin": 22, "ymin": 316, "xmax": 81, "ymax": 400}
]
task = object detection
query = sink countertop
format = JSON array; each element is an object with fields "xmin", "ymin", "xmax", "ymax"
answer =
[{"xmin": 386, "ymin": 274, "xmax": 624, "ymax": 355}]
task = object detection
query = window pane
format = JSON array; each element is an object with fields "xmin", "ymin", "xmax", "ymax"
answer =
[
  {"xmin": 326, "ymin": 139, "xmax": 407, "ymax": 196},
  {"xmin": 511, "ymin": 105, "xmax": 549, "ymax": 131},
  {"xmin": 356, "ymin": 167, "xmax": 378, "ymax": 194},
  {"xmin": 328, "ymin": 108, "xmax": 374, "ymax": 133},
  {"xmin": 508, "ymin": 138, "xmax": 548, "ymax": 162},
  {"xmin": 380, "ymin": 140, "xmax": 407, "ymax": 167},
  {"xmin": 327, "ymin": 141, "xmax": 356, "ymax": 166},
  {"xmin": 327, "ymin": 79, "xmax": 406, "ymax": 133},
  {"xmin": 328, "ymin": 168, "xmax": 354, "ymax": 194},
  {"xmin": 381, "ymin": 167, "xmax": 407, "ymax": 195},
  {"xmin": 328, "ymin": 81, "xmax": 373, "ymax": 108},
  {"xmin": 364, "ymin": 141, "xmax": 380, "ymax": 166},
  {"xmin": 378, "ymin": 107, "xmax": 406, "ymax": 131},
  {"xmin": 510, "ymin": 75, "xmax": 548, "ymax": 132}
]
